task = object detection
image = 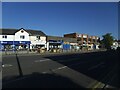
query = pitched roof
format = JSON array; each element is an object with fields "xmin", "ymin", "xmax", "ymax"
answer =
[
  {"xmin": 27, "ymin": 29, "xmax": 46, "ymax": 36},
  {"xmin": 0, "ymin": 28, "xmax": 46, "ymax": 36},
  {"xmin": 0, "ymin": 28, "xmax": 19, "ymax": 35}
]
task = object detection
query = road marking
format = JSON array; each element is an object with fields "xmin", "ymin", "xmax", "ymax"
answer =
[
  {"xmin": 2, "ymin": 64, "xmax": 13, "ymax": 67},
  {"xmin": 34, "ymin": 59, "xmax": 51, "ymax": 62},
  {"xmin": 41, "ymin": 66, "xmax": 68, "ymax": 73},
  {"xmin": 51, "ymin": 66, "xmax": 68, "ymax": 72},
  {"xmin": 58, "ymin": 58, "xmax": 82, "ymax": 62},
  {"xmin": 68, "ymin": 59, "xmax": 101, "ymax": 67},
  {"xmin": 104, "ymin": 85, "xmax": 115, "ymax": 88},
  {"xmin": 92, "ymin": 82, "xmax": 105, "ymax": 89},
  {"xmin": 57, "ymin": 66, "xmax": 67, "ymax": 70},
  {"xmin": 92, "ymin": 64, "xmax": 118, "ymax": 89},
  {"xmin": 68, "ymin": 61, "xmax": 89, "ymax": 67},
  {"xmin": 42, "ymin": 72, "xmax": 47, "ymax": 74},
  {"xmin": 88, "ymin": 62, "xmax": 104, "ymax": 70}
]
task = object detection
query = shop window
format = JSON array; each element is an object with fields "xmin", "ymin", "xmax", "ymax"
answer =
[
  {"xmin": 2, "ymin": 35, "xmax": 7, "ymax": 39},
  {"xmin": 77, "ymin": 37, "xmax": 81, "ymax": 41},
  {"xmin": 20, "ymin": 35, "xmax": 25, "ymax": 39}
]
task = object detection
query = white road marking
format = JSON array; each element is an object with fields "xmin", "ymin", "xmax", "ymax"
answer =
[
  {"xmin": 42, "ymin": 72, "xmax": 47, "ymax": 74},
  {"xmin": 2, "ymin": 64, "xmax": 13, "ymax": 67},
  {"xmin": 42, "ymin": 66, "xmax": 68, "ymax": 74},
  {"xmin": 88, "ymin": 62, "xmax": 104, "ymax": 70},
  {"xmin": 57, "ymin": 66, "xmax": 67, "ymax": 70},
  {"xmin": 34, "ymin": 59, "xmax": 51, "ymax": 62},
  {"xmin": 3, "ymin": 65, "xmax": 68, "ymax": 85},
  {"xmin": 68, "ymin": 61, "xmax": 88, "ymax": 66},
  {"xmin": 50, "ymin": 66, "xmax": 68, "ymax": 72}
]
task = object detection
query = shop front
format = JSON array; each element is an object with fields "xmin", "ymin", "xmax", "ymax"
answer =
[
  {"xmin": 0, "ymin": 41, "xmax": 31, "ymax": 51},
  {"xmin": 48, "ymin": 40, "xmax": 63, "ymax": 52},
  {"xmin": 17, "ymin": 41, "xmax": 31, "ymax": 50}
]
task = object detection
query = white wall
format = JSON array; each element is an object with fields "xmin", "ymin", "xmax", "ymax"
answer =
[
  {"xmin": 96, "ymin": 37, "xmax": 99, "ymax": 39},
  {"xmin": 30, "ymin": 36, "xmax": 36, "ymax": 41},
  {"xmin": 30, "ymin": 36, "xmax": 46, "ymax": 45},
  {"xmin": 70, "ymin": 43, "xmax": 77, "ymax": 45},
  {"xmin": 77, "ymin": 34, "xmax": 82, "ymax": 37},
  {"xmin": 0, "ymin": 35, "xmax": 14, "ymax": 41},
  {"xmin": 14, "ymin": 29, "xmax": 30, "ymax": 41},
  {"xmin": 96, "ymin": 45, "xmax": 99, "ymax": 49},
  {"xmin": 40, "ymin": 36, "xmax": 46, "ymax": 41},
  {"xmin": 83, "ymin": 35, "xmax": 87, "ymax": 38},
  {"xmin": 46, "ymin": 42, "xmax": 49, "ymax": 51},
  {"xmin": 92, "ymin": 36, "xmax": 96, "ymax": 39},
  {"xmin": 113, "ymin": 42, "xmax": 118, "ymax": 46}
]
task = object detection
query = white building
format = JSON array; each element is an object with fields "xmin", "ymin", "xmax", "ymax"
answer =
[
  {"xmin": 111, "ymin": 41, "xmax": 119, "ymax": 50},
  {"xmin": 0, "ymin": 28, "xmax": 46, "ymax": 50},
  {"xmin": 27, "ymin": 30, "xmax": 46, "ymax": 50}
]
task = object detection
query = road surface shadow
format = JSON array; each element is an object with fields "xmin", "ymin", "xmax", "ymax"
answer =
[
  {"xmin": 2, "ymin": 72, "xmax": 82, "ymax": 88},
  {"xmin": 44, "ymin": 50, "xmax": 119, "ymax": 88}
]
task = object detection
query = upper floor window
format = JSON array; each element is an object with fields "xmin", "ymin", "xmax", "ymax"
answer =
[
  {"xmin": 36, "ymin": 36, "xmax": 40, "ymax": 40},
  {"xmin": 2, "ymin": 35, "xmax": 7, "ymax": 39},
  {"xmin": 20, "ymin": 35, "xmax": 25, "ymax": 39},
  {"xmin": 93, "ymin": 39, "xmax": 96, "ymax": 42},
  {"xmin": 21, "ymin": 30, "xmax": 24, "ymax": 33}
]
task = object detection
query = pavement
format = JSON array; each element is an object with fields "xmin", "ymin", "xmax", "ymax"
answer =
[
  {"xmin": 1, "ymin": 50, "xmax": 119, "ymax": 88},
  {"xmin": 1, "ymin": 49, "xmax": 105, "ymax": 56}
]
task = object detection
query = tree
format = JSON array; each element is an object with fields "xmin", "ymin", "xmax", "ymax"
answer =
[{"xmin": 101, "ymin": 33, "xmax": 114, "ymax": 50}]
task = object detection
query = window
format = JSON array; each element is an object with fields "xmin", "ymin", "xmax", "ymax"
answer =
[
  {"xmin": 2, "ymin": 35, "xmax": 7, "ymax": 39},
  {"xmin": 93, "ymin": 39, "xmax": 96, "ymax": 42},
  {"xmin": 77, "ymin": 37, "xmax": 81, "ymax": 41},
  {"xmin": 36, "ymin": 36, "xmax": 40, "ymax": 40},
  {"xmin": 21, "ymin": 30, "xmax": 24, "ymax": 33},
  {"xmin": 20, "ymin": 35, "xmax": 25, "ymax": 39}
]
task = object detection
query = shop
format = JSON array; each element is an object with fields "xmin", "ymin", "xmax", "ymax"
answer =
[
  {"xmin": 0, "ymin": 41, "xmax": 31, "ymax": 51},
  {"xmin": 47, "ymin": 40, "xmax": 63, "ymax": 52},
  {"xmin": 63, "ymin": 37, "xmax": 78, "ymax": 50},
  {"xmin": 46, "ymin": 36, "xmax": 63, "ymax": 52}
]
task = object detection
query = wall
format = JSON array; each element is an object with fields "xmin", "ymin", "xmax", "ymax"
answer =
[
  {"xmin": 64, "ymin": 33, "xmax": 77, "ymax": 38},
  {"xmin": 0, "ymin": 35, "xmax": 14, "ymax": 41},
  {"xmin": 30, "ymin": 36, "xmax": 46, "ymax": 45},
  {"xmin": 14, "ymin": 30, "xmax": 30, "ymax": 41},
  {"xmin": 30, "ymin": 36, "xmax": 46, "ymax": 49}
]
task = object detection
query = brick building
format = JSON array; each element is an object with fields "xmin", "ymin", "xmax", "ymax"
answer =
[{"xmin": 64, "ymin": 33, "xmax": 100, "ymax": 49}]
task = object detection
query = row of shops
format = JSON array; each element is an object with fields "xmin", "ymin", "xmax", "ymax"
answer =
[
  {"xmin": 0, "ymin": 40, "xmax": 77, "ymax": 51},
  {"xmin": 0, "ymin": 41, "xmax": 30, "ymax": 50},
  {"xmin": 0, "ymin": 28, "xmax": 100, "ymax": 52}
]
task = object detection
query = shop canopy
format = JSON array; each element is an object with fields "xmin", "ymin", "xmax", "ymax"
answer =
[{"xmin": 0, "ymin": 41, "xmax": 31, "ymax": 45}]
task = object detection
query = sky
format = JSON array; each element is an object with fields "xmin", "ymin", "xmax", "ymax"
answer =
[{"xmin": 2, "ymin": 2, "xmax": 118, "ymax": 39}]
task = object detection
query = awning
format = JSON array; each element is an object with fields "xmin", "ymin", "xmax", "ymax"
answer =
[
  {"xmin": 19, "ymin": 41, "xmax": 31, "ymax": 44},
  {"xmin": 0, "ymin": 41, "xmax": 31, "ymax": 45},
  {"xmin": 0, "ymin": 41, "xmax": 14, "ymax": 45}
]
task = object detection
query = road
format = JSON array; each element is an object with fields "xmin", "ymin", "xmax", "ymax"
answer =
[{"xmin": 2, "ymin": 50, "xmax": 119, "ymax": 88}]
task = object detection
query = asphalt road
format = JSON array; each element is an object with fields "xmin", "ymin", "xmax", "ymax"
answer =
[{"xmin": 2, "ymin": 50, "xmax": 119, "ymax": 88}]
